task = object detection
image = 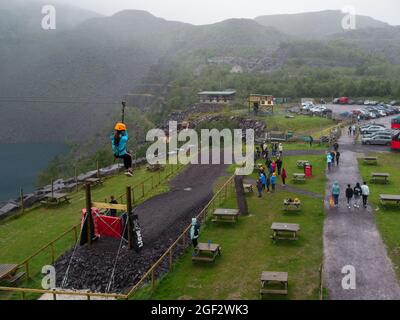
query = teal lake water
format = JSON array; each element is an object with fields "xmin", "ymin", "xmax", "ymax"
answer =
[{"xmin": 0, "ymin": 143, "xmax": 69, "ymax": 202}]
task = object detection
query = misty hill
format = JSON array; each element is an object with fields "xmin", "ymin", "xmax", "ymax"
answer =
[
  {"xmin": 255, "ymin": 10, "xmax": 390, "ymax": 38},
  {"xmin": 1, "ymin": 5, "xmax": 400, "ymax": 145}
]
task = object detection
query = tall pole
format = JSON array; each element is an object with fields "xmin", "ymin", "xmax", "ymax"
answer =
[
  {"xmin": 85, "ymin": 184, "xmax": 93, "ymax": 248},
  {"xmin": 121, "ymin": 101, "xmax": 126, "ymax": 123},
  {"xmin": 20, "ymin": 187, "xmax": 24, "ymax": 213},
  {"xmin": 126, "ymin": 186, "xmax": 134, "ymax": 250}
]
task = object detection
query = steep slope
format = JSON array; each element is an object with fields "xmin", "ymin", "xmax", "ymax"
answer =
[{"xmin": 255, "ymin": 10, "xmax": 390, "ymax": 38}]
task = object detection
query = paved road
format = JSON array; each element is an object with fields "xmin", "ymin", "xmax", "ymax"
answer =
[{"xmin": 323, "ymin": 130, "xmax": 400, "ymax": 300}]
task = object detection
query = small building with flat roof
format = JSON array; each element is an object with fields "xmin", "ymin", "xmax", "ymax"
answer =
[
  {"xmin": 248, "ymin": 94, "xmax": 274, "ymax": 114},
  {"xmin": 198, "ymin": 90, "xmax": 236, "ymax": 104}
]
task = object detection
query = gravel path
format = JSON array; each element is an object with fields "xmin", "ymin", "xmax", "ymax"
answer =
[
  {"xmin": 54, "ymin": 161, "xmax": 228, "ymax": 293},
  {"xmin": 323, "ymin": 130, "xmax": 400, "ymax": 300}
]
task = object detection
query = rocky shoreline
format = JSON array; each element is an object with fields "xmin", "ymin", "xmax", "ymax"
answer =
[{"xmin": 0, "ymin": 158, "xmax": 148, "ymax": 220}]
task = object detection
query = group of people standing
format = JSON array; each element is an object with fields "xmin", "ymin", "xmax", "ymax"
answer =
[
  {"xmin": 255, "ymin": 142, "xmax": 287, "ymax": 198},
  {"xmin": 326, "ymin": 142, "xmax": 341, "ymax": 172},
  {"xmin": 348, "ymin": 124, "xmax": 357, "ymax": 136},
  {"xmin": 331, "ymin": 181, "xmax": 370, "ymax": 209}
]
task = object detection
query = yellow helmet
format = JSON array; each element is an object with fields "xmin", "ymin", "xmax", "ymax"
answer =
[{"xmin": 114, "ymin": 122, "xmax": 127, "ymax": 131}]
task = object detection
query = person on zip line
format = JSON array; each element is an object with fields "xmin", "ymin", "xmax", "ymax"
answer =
[{"xmin": 111, "ymin": 122, "xmax": 133, "ymax": 177}]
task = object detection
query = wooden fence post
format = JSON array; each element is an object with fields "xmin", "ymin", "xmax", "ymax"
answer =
[
  {"xmin": 51, "ymin": 243, "xmax": 55, "ymax": 264},
  {"xmin": 169, "ymin": 249, "xmax": 173, "ymax": 270},
  {"xmin": 20, "ymin": 187, "xmax": 24, "ymax": 213},
  {"xmin": 97, "ymin": 160, "xmax": 100, "ymax": 179},
  {"xmin": 151, "ymin": 269, "xmax": 155, "ymax": 290},
  {"xmin": 25, "ymin": 261, "xmax": 30, "ymax": 280},
  {"xmin": 127, "ymin": 186, "xmax": 134, "ymax": 250},
  {"xmin": 85, "ymin": 184, "xmax": 93, "ymax": 248},
  {"xmin": 51, "ymin": 180, "xmax": 54, "ymax": 198},
  {"xmin": 75, "ymin": 167, "xmax": 78, "ymax": 192}
]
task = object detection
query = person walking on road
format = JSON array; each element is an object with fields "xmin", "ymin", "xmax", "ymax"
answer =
[
  {"xmin": 332, "ymin": 181, "xmax": 341, "ymax": 208},
  {"xmin": 353, "ymin": 182, "xmax": 362, "ymax": 209},
  {"xmin": 330, "ymin": 151, "xmax": 336, "ymax": 167},
  {"xmin": 345, "ymin": 184, "xmax": 354, "ymax": 209},
  {"xmin": 336, "ymin": 151, "xmax": 341, "ymax": 166},
  {"xmin": 361, "ymin": 182, "xmax": 370, "ymax": 208},
  {"xmin": 327, "ymin": 152, "xmax": 333, "ymax": 172}
]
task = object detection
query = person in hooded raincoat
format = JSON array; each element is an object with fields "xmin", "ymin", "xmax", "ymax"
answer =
[
  {"xmin": 190, "ymin": 218, "xmax": 200, "ymax": 248},
  {"xmin": 332, "ymin": 181, "xmax": 341, "ymax": 207}
]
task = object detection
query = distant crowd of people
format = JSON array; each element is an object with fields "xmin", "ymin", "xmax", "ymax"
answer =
[{"xmin": 255, "ymin": 142, "xmax": 287, "ymax": 198}]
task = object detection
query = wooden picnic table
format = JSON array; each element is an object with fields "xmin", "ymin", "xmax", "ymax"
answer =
[
  {"xmin": 283, "ymin": 199, "xmax": 301, "ymax": 211},
  {"xmin": 41, "ymin": 192, "xmax": 70, "ymax": 205},
  {"xmin": 380, "ymin": 194, "xmax": 400, "ymax": 206},
  {"xmin": 297, "ymin": 160, "xmax": 310, "ymax": 168},
  {"xmin": 371, "ymin": 173, "xmax": 390, "ymax": 184},
  {"xmin": 363, "ymin": 156, "xmax": 378, "ymax": 165},
  {"xmin": 0, "ymin": 264, "xmax": 25, "ymax": 284},
  {"xmin": 292, "ymin": 173, "xmax": 306, "ymax": 182},
  {"xmin": 212, "ymin": 208, "xmax": 240, "ymax": 223},
  {"xmin": 85, "ymin": 177, "xmax": 103, "ymax": 187},
  {"xmin": 271, "ymin": 222, "xmax": 300, "ymax": 241},
  {"xmin": 243, "ymin": 184, "xmax": 254, "ymax": 193},
  {"xmin": 260, "ymin": 271, "xmax": 288, "ymax": 296},
  {"xmin": 192, "ymin": 243, "xmax": 221, "ymax": 262}
]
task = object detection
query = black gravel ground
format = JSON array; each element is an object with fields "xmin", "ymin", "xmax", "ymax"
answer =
[{"xmin": 54, "ymin": 162, "xmax": 228, "ymax": 293}]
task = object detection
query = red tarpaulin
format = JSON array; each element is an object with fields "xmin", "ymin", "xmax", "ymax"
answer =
[{"xmin": 81, "ymin": 208, "xmax": 123, "ymax": 239}]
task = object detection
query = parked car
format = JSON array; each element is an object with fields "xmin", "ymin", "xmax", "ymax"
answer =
[
  {"xmin": 361, "ymin": 125, "xmax": 387, "ymax": 134},
  {"xmin": 362, "ymin": 135, "xmax": 392, "ymax": 145},
  {"xmin": 362, "ymin": 130, "xmax": 394, "ymax": 138}
]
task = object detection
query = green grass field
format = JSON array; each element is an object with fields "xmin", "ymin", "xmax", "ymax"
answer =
[
  {"xmin": 132, "ymin": 153, "xmax": 326, "ymax": 300},
  {"xmin": 358, "ymin": 152, "xmax": 400, "ymax": 280}
]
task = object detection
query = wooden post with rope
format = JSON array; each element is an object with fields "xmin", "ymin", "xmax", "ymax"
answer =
[
  {"xmin": 20, "ymin": 187, "xmax": 24, "ymax": 213},
  {"xmin": 85, "ymin": 184, "xmax": 94, "ymax": 248},
  {"xmin": 51, "ymin": 179, "xmax": 54, "ymax": 198},
  {"xmin": 97, "ymin": 160, "xmax": 100, "ymax": 179},
  {"xmin": 126, "ymin": 186, "xmax": 134, "ymax": 250},
  {"xmin": 75, "ymin": 167, "xmax": 78, "ymax": 192}
]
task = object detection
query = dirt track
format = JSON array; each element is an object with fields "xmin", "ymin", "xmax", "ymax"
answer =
[{"xmin": 54, "ymin": 162, "xmax": 228, "ymax": 293}]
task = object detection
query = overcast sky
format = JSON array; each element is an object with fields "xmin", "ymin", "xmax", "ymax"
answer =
[{"xmin": 55, "ymin": 0, "xmax": 399, "ymax": 25}]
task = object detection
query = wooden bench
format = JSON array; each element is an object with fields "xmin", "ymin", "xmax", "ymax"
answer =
[
  {"xmin": 192, "ymin": 243, "xmax": 221, "ymax": 262},
  {"xmin": 380, "ymin": 195, "xmax": 400, "ymax": 206},
  {"xmin": 271, "ymin": 223, "xmax": 300, "ymax": 241},
  {"xmin": 292, "ymin": 173, "xmax": 306, "ymax": 183},
  {"xmin": 371, "ymin": 173, "xmax": 390, "ymax": 184},
  {"xmin": 41, "ymin": 193, "xmax": 70, "ymax": 206},
  {"xmin": 283, "ymin": 199, "xmax": 301, "ymax": 211},
  {"xmin": 212, "ymin": 208, "xmax": 240, "ymax": 223},
  {"xmin": 297, "ymin": 160, "xmax": 309, "ymax": 168},
  {"xmin": 363, "ymin": 157, "xmax": 378, "ymax": 165},
  {"xmin": 371, "ymin": 172, "xmax": 390, "ymax": 184},
  {"xmin": 260, "ymin": 272, "xmax": 288, "ymax": 297}
]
